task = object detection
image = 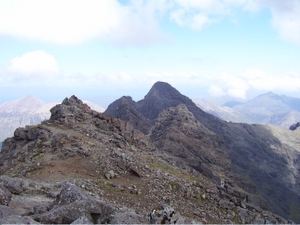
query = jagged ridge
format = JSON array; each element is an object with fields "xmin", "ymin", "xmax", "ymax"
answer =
[
  {"xmin": 105, "ymin": 81, "xmax": 300, "ymax": 223},
  {"xmin": 0, "ymin": 94, "xmax": 293, "ymax": 223}
]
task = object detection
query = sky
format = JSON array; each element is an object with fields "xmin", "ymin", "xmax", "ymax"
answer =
[{"xmin": 1, "ymin": 0, "xmax": 300, "ymax": 107}]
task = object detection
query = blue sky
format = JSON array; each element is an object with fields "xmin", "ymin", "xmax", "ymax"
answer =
[{"xmin": 1, "ymin": 0, "xmax": 300, "ymax": 107}]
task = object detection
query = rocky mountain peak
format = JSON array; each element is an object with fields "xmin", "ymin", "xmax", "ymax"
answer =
[
  {"xmin": 105, "ymin": 96, "xmax": 135, "ymax": 117},
  {"xmin": 134, "ymin": 81, "xmax": 197, "ymax": 121},
  {"xmin": 49, "ymin": 95, "xmax": 92, "ymax": 122},
  {"xmin": 104, "ymin": 96, "xmax": 151, "ymax": 134},
  {"xmin": 61, "ymin": 95, "xmax": 91, "ymax": 110},
  {"xmin": 155, "ymin": 104, "xmax": 199, "ymax": 125},
  {"xmin": 260, "ymin": 91, "xmax": 283, "ymax": 101},
  {"xmin": 144, "ymin": 81, "xmax": 184, "ymax": 101}
]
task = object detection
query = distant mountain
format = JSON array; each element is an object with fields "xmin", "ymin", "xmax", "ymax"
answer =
[
  {"xmin": 0, "ymin": 96, "xmax": 55, "ymax": 141},
  {"xmin": 82, "ymin": 100, "xmax": 105, "ymax": 113},
  {"xmin": 193, "ymin": 99, "xmax": 242, "ymax": 122},
  {"xmin": 0, "ymin": 96, "xmax": 105, "ymax": 141},
  {"xmin": 222, "ymin": 100, "xmax": 242, "ymax": 108},
  {"xmin": 194, "ymin": 92, "xmax": 300, "ymax": 128}
]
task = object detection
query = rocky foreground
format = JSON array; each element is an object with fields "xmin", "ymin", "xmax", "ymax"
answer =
[{"xmin": 0, "ymin": 95, "xmax": 292, "ymax": 224}]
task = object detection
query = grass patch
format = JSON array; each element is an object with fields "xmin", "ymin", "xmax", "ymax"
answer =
[
  {"xmin": 169, "ymin": 181, "xmax": 181, "ymax": 192},
  {"xmin": 148, "ymin": 162, "xmax": 203, "ymax": 183}
]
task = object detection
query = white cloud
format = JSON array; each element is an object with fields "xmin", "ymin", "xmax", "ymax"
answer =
[
  {"xmin": 0, "ymin": 0, "xmax": 166, "ymax": 46},
  {"xmin": 227, "ymin": 88, "xmax": 247, "ymax": 99},
  {"xmin": 209, "ymin": 68, "xmax": 300, "ymax": 99},
  {"xmin": 169, "ymin": 0, "xmax": 244, "ymax": 30},
  {"xmin": 170, "ymin": 0, "xmax": 300, "ymax": 44},
  {"xmin": 99, "ymin": 72, "xmax": 134, "ymax": 86},
  {"xmin": 146, "ymin": 71, "xmax": 203, "ymax": 85},
  {"xmin": 243, "ymin": 68, "xmax": 300, "ymax": 92},
  {"xmin": 7, "ymin": 50, "xmax": 59, "ymax": 76},
  {"xmin": 191, "ymin": 13, "xmax": 212, "ymax": 30},
  {"xmin": 2, "ymin": 50, "xmax": 60, "ymax": 87},
  {"xmin": 269, "ymin": 2, "xmax": 300, "ymax": 44},
  {"xmin": 242, "ymin": 0, "xmax": 300, "ymax": 44},
  {"xmin": 1, "ymin": 0, "xmax": 299, "ymax": 45},
  {"xmin": 209, "ymin": 85, "xmax": 225, "ymax": 97},
  {"xmin": 219, "ymin": 73, "xmax": 249, "ymax": 99}
]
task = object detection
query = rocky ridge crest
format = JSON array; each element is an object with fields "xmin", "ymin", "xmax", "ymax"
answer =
[
  {"xmin": 0, "ymin": 94, "xmax": 293, "ymax": 224},
  {"xmin": 105, "ymin": 81, "xmax": 300, "ymax": 223}
]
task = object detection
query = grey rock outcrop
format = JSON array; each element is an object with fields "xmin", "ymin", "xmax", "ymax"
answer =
[
  {"xmin": 50, "ymin": 95, "xmax": 92, "ymax": 123},
  {"xmin": 0, "ymin": 184, "xmax": 11, "ymax": 206},
  {"xmin": 0, "ymin": 205, "xmax": 37, "ymax": 224},
  {"xmin": 149, "ymin": 204, "xmax": 180, "ymax": 224},
  {"xmin": 150, "ymin": 104, "xmax": 229, "ymax": 183},
  {"xmin": 33, "ymin": 183, "xmax": 115, "ymax": 224},
  {"xmin": 104, "ymin": 96, "xmax": 152, "ymax": 134},
  {"xmin": 289, "ymin": 121, "xmax": 300, "ymax": 130}
]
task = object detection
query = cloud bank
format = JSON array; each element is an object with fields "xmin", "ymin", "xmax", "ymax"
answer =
[
  {"xmin": 209, "ymin": 68, "xmax": 300, "ymax": 99},
  {"xmin": 0, "ymin": 0, "xmax": 165, "ymax": 46},
  {"xmin": 1, "ymin": 50, "xmax": 300, "ymax": 101},
  {"xmin": 0, "ymin": 0, "xmax": 300, "ymax": 45}
]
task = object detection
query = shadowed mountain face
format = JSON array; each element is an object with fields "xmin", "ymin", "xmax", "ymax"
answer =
[
  {"xmin": 150, "ymin": 104, "xmax": 231, "ymax": 184},
  {"xmin": 103, "ymin": 96, "xmax": 151, "ymax": 134},
  {"xmin": 105, "ymin": 81, "xmax": 300, "ymax": 222}
]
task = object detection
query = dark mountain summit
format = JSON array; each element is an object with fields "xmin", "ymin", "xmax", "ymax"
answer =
[
  {"xmin": 104, "ymin": 96, "xmax": 151, "ymax": 134},
  {"xmin": 105, "ymin": 81, "xmax": 218, "ymax": 133},
  {"xmin": 135, "ymin": 81, "xmax": 194, "ymax": 121},
  {"xmin": 105, "ymin": 81, "xmax": 300, "ymax": 222}
]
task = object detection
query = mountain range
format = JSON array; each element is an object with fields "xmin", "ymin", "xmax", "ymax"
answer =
[
  {"xmin": 194, "ymin": 92, "xmax": 300, "ymax": 128},
  {"xmin": 2, "ymin": 90, "xmax": 300, "ymax": 143},
  {"xmin": 0, "ymin": 82, "xmax": 299, "ymax": 223},
  {"xmin": 104, "ymin": 82, "xmax": 300, "ymax": 222},
  {"xmin": 0, "ymin": 96, "xmax": 104, "ymax": 141}
]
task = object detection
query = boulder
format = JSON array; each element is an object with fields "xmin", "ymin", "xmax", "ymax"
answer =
[
  {"xmin": 110, "ymin": 207, "xmax": 148, "ymax": 224},
  {"xmin": 149, "ymin": 204, "xmax": 180, "ymax": 224},
  {"xmin": 0, "ymin": 176, "xmax": 23, "ymax": 195},
  {"xmin": 0, "ymin": 184, "xmax": 12, "ymax": 206},
  {"xmin": 33, "ymin": 183, "xmax": 115, "ymax": 224},
  {"xmin": 104, "ymin": 170, "xmax": 115, "ymax": 180},
  {"xmin": 289, "ymin": 122, "xmax": 300, "ymax": 130},
  {"xmin": 0, "ymin": 205, "xmax": 36, "ymax": 224},
  {"xmin": 71, "ymin": 216, "xmax": 93, "ymax": 224},
  {"xmin": 219, "ymin": 199, "xmax": 235, "ymax": 210}
]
